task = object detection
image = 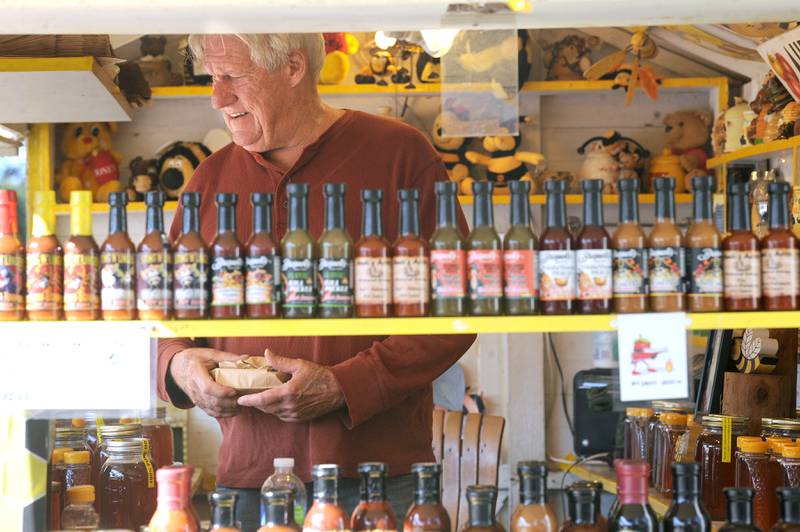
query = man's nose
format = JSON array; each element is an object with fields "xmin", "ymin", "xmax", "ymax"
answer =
[{"xmin": 211, "ymin": 83, "xmax": 235, "ymax": 110}]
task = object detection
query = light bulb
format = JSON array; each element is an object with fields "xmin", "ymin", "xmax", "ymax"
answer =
[
  {"xmin": 507, "ymin": 0, "xmax": 533, "ymax": 11},
  {"xmin": 420, "ymin": 29, "xmax": 460, "ymax": 58},
  {"xmin": 374, "ymin": 31, "xmax": 397, "ymax": 50}
]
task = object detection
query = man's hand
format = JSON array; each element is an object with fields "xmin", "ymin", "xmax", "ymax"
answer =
[
  {"xmin": 237, "ymin": 350, "xmax": 345, "ymax": 422},
  {"xmin": 170, "ymin": 348, "xmax": 245, "ymax": 418}
]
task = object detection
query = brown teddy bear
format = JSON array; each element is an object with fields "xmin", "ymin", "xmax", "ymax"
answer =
[
  {"xmin": 126, "ymin": 156, "xmax": 159, "ymax": 202},
  {"xmin": 663, "ymin": 110, "xmax": 713, "ymax": 192},
  {"xmin": 56, "ymin": 122, "xmax": 123, "ymax": 203}
]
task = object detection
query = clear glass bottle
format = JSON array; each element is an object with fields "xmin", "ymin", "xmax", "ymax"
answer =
[
  {"xmin": 511, "ymin": 461, "xmax": 556, "ymax": 532},
  {"xmin": 720, "ymin": 488, "xmax": 759, "ymax": 532},
  {"xmin": 260, "ymin": 488, "xmax": 301, "ymax": 532},
  {"xmin": 351, "ymin": 462, "xmax": 398, "ymax": 531},
  {"xmin": 463, "ymin": 485, "xmax": 504, "ymax": 532},
  {"xmin": 430, "ymin": 182, "xmax": 466, "ymax": 317},
  {"xmin": 318, "ymin": 183, "xmax": 354, "ymax": 318},
  {"xmin": 503, "ymin": 180, "xmax": 537, "ymax": 315},
  {"xmin": 148, "ymin": 465, "xmax": 198, "ymax": 532},
  {"xmin": 467, "ymin": 181, "xmax": 503, "ymax": 316},
  {"xmin": 26, "ymin": 190, "xmax": 63, "ymax": 321},
  {"xmin": 211, "ymin": 193, "xmax": 245, "ymax": 318},
  {"xmin": 303, "ymin": 464, "xmax": 349, "ymax": 532},
  {"xmin": 403, "ymin": 463, "xmax": 451, "ymax": 532},
  {"xmin": 281, "ymin": 183, "xmax": 316, "ymax": 318},
  {"xmin": 100, "ymin": 192, "xmax": 136, "ymax": 320},
  {"xmin": 653, "ymin": 412, "xmax": 687, "ymax": 494},
  {"xmin": 210, "ymin": 491, "xmax": 241, "ymax": 531},
  {"xmin": 262, "ymin": 457, "xmax": 307, "ymax": 527},
  {"xmin": 62, "ymin": 485, "xmax": 100, "ymax": 530},
  {"xmin": 662, "ymin": 462, "xmax": 710, "ymax": 532}
]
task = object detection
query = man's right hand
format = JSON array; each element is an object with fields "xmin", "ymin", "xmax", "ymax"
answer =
[{"xmin": 169, "ymin": 348, "xmax": 245, "ymax": 418}]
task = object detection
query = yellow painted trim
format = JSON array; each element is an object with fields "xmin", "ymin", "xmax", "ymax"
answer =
[
  {"xmin": 54, "ymin": 200, "xmax": 179, "ymax": 215},
  {"xmin": 0, "ymin": 56, "xmax": 95, "ymax": 73},
  {"xmin": 707, "ymin": 136, "xmax": 800, "ymax": 169},
  {"xmin": 457, "ymin": 194, "xmax": 693, "ymax": 206},
  {"xmin": 151, "ymin": 85, "xmax": 212, "ymax": 97}
]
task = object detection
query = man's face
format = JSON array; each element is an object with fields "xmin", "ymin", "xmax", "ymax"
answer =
[{"xmin": 204, "ymin": 35, "xmax": 292, "ymax": 153}]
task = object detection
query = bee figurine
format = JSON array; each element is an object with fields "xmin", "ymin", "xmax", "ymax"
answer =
[{"xmin": 465, "ymin": 127, "xmax": 544, "ymax": 194}]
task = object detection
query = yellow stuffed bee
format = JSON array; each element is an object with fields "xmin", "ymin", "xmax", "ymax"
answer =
[{"xmin": 465, "ymin": 128, "xmax": 544, "ymax": 194}]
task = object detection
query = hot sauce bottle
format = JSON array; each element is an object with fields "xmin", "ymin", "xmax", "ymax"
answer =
[
  {"xmin": 467, "ymin": 181, "xmax": 503, "ymax": 316},
  {"xmin": 137, "ymin": 191, "xmax": 172, "ymax": 320},
  {"xmin": 100, "ymin": 192, "xmax": 136, "ymax": 320},
  {"xmin": 540, "ymin": 179, "xmax": 575, "ymax": 315},
  {"xmin": 261, "ymin": 489, "xmax": 301, "ymax": 532},
  {"xmin": 281, "ymin": 183, "xmax": 316, "ymax": 318},
  {"xmin": 351, "ymin": 462, "xmax": 398, "ymax": 531},
  {"xmin": 303, "ymin": 464, "xmax": 349, "ymax": 532},
  {"xmin": 318, "ymin": 183, "xmax": 354, "ymax": 318},
  {"xmin": 26, "ymin": 190, "xmax": 63, "ymax": 321},
  {"xmin": 404, "ymin": 463, "xmax": 451, "ymax": 532},
  {"xmin": 393, "ymin": 188, "xmax": 429, "ymax": 317},
  {"xmin": 576, "ymin": 179, "xmax": 612, "ymax": 314},
  {"xmin": 173, "ymin": 192, "xmax": 209, "ymax": 319},
  {"xmin": 511, "ymin": 461, "xmax": 557, "ymax": 532},
  {"xmin": 686, "ymin": 175, "xmax": 723, "ymax": 312},
  {"xmin": 723, "ymin": 182, "xmax": 761, "ymax": 311},
  {"xmin": 64, "ymin": 190, "xmax": 100, "ymax": 321},
  {"xmin": 503, "ymin": 180, "xmax": 537, "ymax": 315},
  {"xmin": 355, "ymin": 189, "xmax": 392, "ymax": 318},
  {"xmin": 246, "ymin": 193, "xmax": 280, "ymax": 318},
  {"xmin": 0, "ymin": 189, "xmax": 24, "ymax": 320},
  {"xmin": 648, "ymin": 177, "xmax": 685, "ymax": 313},
  {"xmin": 612, "ymin": 178, "xmax": 647, "ymax": 313},
  {"xmin": 762, "ymin": 181, "xmax": 799, "ymax": 310},
  {"xmin": 211, "ymin": 193, "xmax": 245, "ymax": 319},
  {"xmin": 462, "ymin": 486, "xmax": 504, "ymax": 532},
  {"xmin": 430, "ymin": 182, "xmax": 466, "ymax": 317}
]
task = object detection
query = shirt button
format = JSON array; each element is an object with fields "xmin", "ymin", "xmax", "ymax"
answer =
[{"xmin": 282, "ymin": 201, "xmax": 288, "ymax": 208}]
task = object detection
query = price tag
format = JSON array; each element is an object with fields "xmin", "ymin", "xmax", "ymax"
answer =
[{"xmin": 617, "ymin": 312, "xmax": 689, "ymax": 402}]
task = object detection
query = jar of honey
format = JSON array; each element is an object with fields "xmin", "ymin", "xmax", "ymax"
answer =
[
  {"xmin": 141, "ymin": 408, "xmax": 174, "ymax": 472},
  {"xmin": 763, "ymin": 419, "xmax": 800, "ymax": 440},
  {"xmin": 782, "ymin": 445, "xmax": 800, "ymax": 488},
  {"xmin": 623, "ymin": 408, "xmax": 653, "ymax": 460},
  {"xmin": 647, "ymin": 401, "xmax": 693, "ymax": 474},
  {"xmin": 93, "ymin": 424, "xmax": 143, "ymax": 490},
  {"xmin": 97, "ymin": 437, "xmax": 157, "ymax": 530},
  {"xmin": 696, "ymin": 415, "xmax": 750, "ymax": 520},
  {"xmin": 735, "ymin": 439, "xmax": 774, "ymax": 532},
  {"xmin": 652, "ymin": 412, "xmax": 687, "ymax": 494}
]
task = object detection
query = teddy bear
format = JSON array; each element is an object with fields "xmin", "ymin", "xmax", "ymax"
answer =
[
  {"xmin": 126, "ymin": 156, "xmax": 159, "ymax": 202},
  {"xmin": 542, "ymin": 34, "xmax": 599, "ymax": 81},
  {"xmin": 465, "ymin": 122, "xmax": 544, "ymax": 194},
  {"xmin": 135, "ymin": 35, "xmax": 183, "ymax": 87},
  {"xmin": 56, "ymin": 122, "xmax": 123, "ymax": 203},
  {"xmin": 662, "ymin": 110, "xmax": 713, "ymax": 192},
  {"xmin": 430, "ymin": 112, "xmax": 474, "ymax": 194}
]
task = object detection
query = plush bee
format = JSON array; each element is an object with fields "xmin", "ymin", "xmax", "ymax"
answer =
[
  {"xmin": 355, "ymin": 49, "xmax": 396, "ymax": 86},
  {"xmin": 431, "ymin": 112, "xmax": 473, "ymax": 194},
  {"xmin": 465, "ymin": 124, "xmax": 544, "ymax": 193}
]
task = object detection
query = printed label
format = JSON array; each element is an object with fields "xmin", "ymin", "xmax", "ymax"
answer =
[
  {"xmin": 354, "ymin": 256, "xmax": 392, "ymax": 305},
  {"xmin": 723, "ymin": 250, "xmax": 761, "ymax": 299},
  {"xmin": 141, "ymin": 438, "xmax": 155, "ymax": 488},
  {"xmin": 576, "ymin": 249, "xmax": 612, "ymax": 300},
  {"xmin": 281, "ymin": 257, "xmax": 315, "ymax": 308},
  {"xmin": 648, "ymin": 246, "xmax": 683, "ymax": 295},
  {"xmin": 174, "ymin": 251, "xmax": 209, "ymax": 310},
  {"xmin": 503, "ymin": 249, "xmax": 537, "ymax": 299},
  {"xmin": 762, "ymin": 248, "xmax": 799, "ymax": 297},
  {"xmin": 612, "ymin": 248, "xmax": 646, "ymax": 297},
  {"xmin": 539, "ymin": 249, "xmax": 576, "ymax": 301},
  {"xmin": 467, "ymin": 249, "xmax": 503, "ymax": 299},
  {"xmin": 430, "ymin": 249, "xmax": 466, "ymax": 299},
  {"xmin": 688, "ymin": 247, "xmax": 723, "ymax": 295},
  {"xmin": 211, "ymin": 256, "xmax": 244, "ymax": 306},
  {"xmin": 722, "ymin": 415, "xmax": 732, "ymax": 463},
  {"xmin": 64, "ymin": 252, "xmax": 100, "ymax": 311},
  {"xmin": 26, "ymin": 252, "xmax": 63, "ymax": 311},
  {"xmin": 318, "ymin": 257, "xmax": 353, "ymax": 308},
  {"xmin": 393, "ymin": 255, "xmax": 429, "ymax": 304},
  {"xmin": 0, "ymin": 253, "xmax": 24, "ymax": 311},
  {"xmin": 100, "ymin": 251, "xmax": 135, "ymax": 311},
  {"xmin": 136, "ymin": 251, "xmax": 172, "ymax": 311},
  {"xmin": 246, "ymin": 254, "xmax": 280, "ymax": 305}
]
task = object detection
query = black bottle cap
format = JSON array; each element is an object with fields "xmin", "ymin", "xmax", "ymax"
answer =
[
  {"xmin": 251, "ymin": 192, "xmax": 273, "ymax": 206},
  {"xmin": 517, "ymin": 461, "xmax": 547, "ymax": 477},
  {"xmin": 435, "ymin": 181, "xmax": 457, "ymax": 195},
  {"xmin": 467, "ymin": 485, "xmax": 497, "ymax": 501},
  {"xmin": 287, "ymin": 183, "xmax": 309, "ymax": 196},
  {"xmin": 581, "ymin": 178, "xmax": 604, "ymax": 193},
  {"xmin": 358, "ymin": 462, "xmax": 387, "ymax": 474},
  {"xmin": 324, "ymin": 183, "xmax": 346, "ymax": 196},
  {"xmin": 472, "ymin": 181, "xmax": 493, "ymax": 195},
  {"xmin": 399, "ymin": 188, "xmax": 420, "ymax": 201},
  {"xmin": 145, "ymin": 190, "xmax": 165, "ymax": 206},
  {"xmin": 108, "ymin": 192, "xmax": 128, "ymax": 206},
  {"xmin": 361, "ymin": 189, "xmax": 383, "ymax": 202},
  {"xmin": 181, "ymin": 192, "xmax": 201, "ymax": 207},
  {"xmin": 617, "ymin": 178, "xmax": 640, "ymax": 193},
  {"xmin": 653, "ymin": 176, "xmax": 676, "ymax": 191},
  {"xmin": 216, "ymin": 193, "xmax": 238, "ymax": 206},
  {"xmin": 692, "ymin": 175, "xmax": 714, "ymax": 192},
  {"xmin": 545, "ymin": 179, "xmax": 567, "ymax": 193},
  {"xmin": 412, "ymin": 462, "xmax": 440, "ymax": 474},
  {"xmin": 769, "ymin": 181, "xmax": 791, "ymax": 195},
  {"xmin": 508, "ymin": 180, "xmax": 531, "ymax": 195}
]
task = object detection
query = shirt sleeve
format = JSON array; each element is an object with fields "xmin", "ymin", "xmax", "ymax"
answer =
[{"xmin": 157, "ymin": 338, "xmax": 197, "ymax": 409}]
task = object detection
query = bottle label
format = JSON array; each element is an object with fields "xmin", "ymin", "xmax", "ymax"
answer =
[
  {"xmin": 26, "ymin": 252, "xmax": 63, "ymax": 311},
  {"xmin": 723, "ymin": 250, "xmax": 762, "ymax": 299},
  {"xmin": 539, "ymin": 249, "xmax": 576, "ymax": 301},
  {"xmin": 0, "ymin": 253, "xmax": 24, "ymax": 311},
  {"xmin": 430, "ymin": 249, "xmax": 466, "ymax": 299},
  {"xmin": 100, "ymin": 251, "xmax": 135, "ymax": 311},
  {"xmin": 576, "ymin": 249, "xmax": 612, "ymax": 301},
  {"xmin": 467, "ymin": 249, "xmax": 503, "ymax": 299},
  {"xmin": 762, "ymin": 248, "xmax": 799, "ymax": 297},
  {"xmin": 246, "ymin": 254, "xmax": 280, "ymax": 305},
  {"xmin": 354, "ymin": 256, "xmax": 392, "ymax": 305},
  {"xmin": 294, "ymin": 505, "xmax": 305, "ymax": 526},
  {"xmin": 393, "ymin": 255, "xmax": 430, "ymax": 304},
  {"xmin": 136, "ymin": 251, "xmax": 172, "ymax": 311},
  {"xmin": 647, "ymin": 246, "xmax": 683, "ymax": 295},
  {"xmin": 211, "ymin": 256, "xmax": 244, "ymax": 306},
  {"xmin": 174, "ymin": 251, "xmax": 209, "ymax": 310},
  {"xmin": 612, "ymin": 248, "xmax": 646, "ymax": 296},
  {"xmin": 318, "ymin": 257, "xmax": 353, "ymax": 308},
  {"xmin": 503, "ymin": 249, "xmax": 537, "ymax": 299},
  {"xmin": 64, "ymin": 252, "xmax": 100, "ymax": 311},
  {"xmin": 687, "ymin": 247, "xmax": 723, "ymax": 295},
  {"xmin": 282, "ymin": 257, "xmax": 315, "ymax": 308}
]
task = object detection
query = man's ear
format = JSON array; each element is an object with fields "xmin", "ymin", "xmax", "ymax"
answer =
[{"xmin": 286, "ymin": 49, "xmax": 309, "ymax": 87}]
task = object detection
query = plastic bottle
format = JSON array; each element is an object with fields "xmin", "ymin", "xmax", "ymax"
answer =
[
  {"xmin": 61, "ymin": 485, "xmax": 100, "ymax": 530},
  {"xmin": 262, "ymin": 457, "xmax": 308, "ymax": 527}
]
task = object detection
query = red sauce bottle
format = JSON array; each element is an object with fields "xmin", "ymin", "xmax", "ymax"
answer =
[
  {"xmin": 576, "ymin": 179, "xmax": 612, "ymax": 314},
  {"xmin": 100, "ymin": 192, "xmax": 136, "ymax": 320},
  {"xmin": 173, "ymin": 192, "xmax": 209, "ymax": 319},
  {"xmin": 723, "ymin": 182, "xmax": 762, "ymax": 311},
  {"xmin": 26, "ymin": 190, "xmax": 63, "ymax": 321},
  {"xmin": 355, "ymin": 189, "xmax": 392, "ymax": 317},
  {"xmin": 762, "ymin": 181, "xmax": 799, "ymax": 310},
  {"xmin": 539, "ymin": 180, "xmax": 575, "ymax": 315},
  {"xmin": 137, "ymin": 191, "xmax": 173, "ymax": 320},
  {"xmin": 210, "ymin": 193, "xmax": 245, "ymax": 319},
  {"xmin": 64, "ymin": 191, "xmax": 101, "ymax": 321},
  {"xmin": 351, "ymin": 463, "xmax": 398, "ymax": 531},
  {"xmin": 393, "ymin": 188, "xmax": 429, "ymax": 317},
  {"xmin": 0, "ymin": 189, "xmax": 25, "ymax": 320},
  {"xmin": 246, "ymin": 192, "xmax": 280, "ymax": 318}
]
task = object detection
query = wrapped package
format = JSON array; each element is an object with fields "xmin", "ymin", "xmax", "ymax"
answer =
[{"xmin": 210, "ymin": 356, "xmax": 283, "ymax": 394}]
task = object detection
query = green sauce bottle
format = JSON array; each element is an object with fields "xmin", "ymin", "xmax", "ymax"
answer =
[
  {"xmin": 503, "ymin": 180, "xmax": 538, "ymax": 315},
  {"xmin": 281, "ymin": 183, "xmax": 315, "ymax": 318},
  {"xmin": 317, "ymin": 183, "xmax": 353, "ymax": 318},
  {"xmin": 467, "ymin": 181, "xmax": 503, "ymax": 316},
  {"xmin": 430, "ymin": 181, "xmax": 466, "ymax": 317}
]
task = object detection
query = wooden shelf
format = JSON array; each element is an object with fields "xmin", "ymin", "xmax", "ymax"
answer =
[
  {"xmin": 552, "ymin": 460, "xmax": 671, "ymax": 516},
  {"xmin": 707, "ymin": 136, "xmax": 800, "ymax": 169},
  {"xmin": 0, "ymin": 56, "xmax": 132, "ymax": 122}
]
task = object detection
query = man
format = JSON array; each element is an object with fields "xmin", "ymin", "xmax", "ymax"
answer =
[{"xmin": 158, "ymin": 34, "xmax": 475, "ymax": 531}]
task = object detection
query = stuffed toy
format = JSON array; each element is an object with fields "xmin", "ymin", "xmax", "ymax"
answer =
[
  {"xmin": 577, "ymin": 135, "xmax": 620, "ymax": 193},
  {"xmin": 465, "ymin": 123, "xmax": 544, "ymax": 194},
  {"xmin": 416, "ymin": 52, "xmax": 440, "ymax": 83},
  {"xmin": 156, "ymin": 141, "xmax": 211, "ymax": 200},
  {"xmin": 56, "ymin": 122, "xmax": 123, "ymax": 203},
  {"xmin": 663, "ymin": 110, "xmax": 713, "ymax": 191},
  {"xmin": 431, "ymin": 112, "xmax": 473, "ymax": 194},
  {"xmin": 135, "ymin": 35, "xmax": 183, "ymax": 87},
  {"xmin": 320, "ymin": 33, "xmax": 359, "ymax": 85},
  {"xmin": 538, "ymin": 170, "xmax": 579, "ymax": 194},
  {"xmin": 542, "ymin": 34, "xmax": 599, "ymax": 81},
  {"xmin": 355, "ymin": 49, "xmax": 396, "ymax": 86},
  {"xmin": 126, "ymin": 156, "xmax": 159, "ymax": 202}
]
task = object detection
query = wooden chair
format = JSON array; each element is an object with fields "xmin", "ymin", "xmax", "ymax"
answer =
[{"xmin": 431, "ymin": 409, "xmax": 506, "ymax": 531}]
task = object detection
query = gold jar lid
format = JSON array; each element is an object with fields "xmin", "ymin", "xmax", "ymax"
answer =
[
  {"xmin": 701, "ymin": 414, "xmax": 749, "ymax": 428},
  {"xmin": 98, "ymin": 424, "xmax": 143, "ymax": 438},
  {"xmin": 652, "ymin": 400, "xmax": 694, "ymax": 413},
  {"xmin": 762, "ymin": 418, "xmax": 800, "ymax": 430}
]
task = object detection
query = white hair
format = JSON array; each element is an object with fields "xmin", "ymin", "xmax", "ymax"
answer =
[{"xmin": 188, "ymin": 33, "xmax": 325, "ymax": 84}]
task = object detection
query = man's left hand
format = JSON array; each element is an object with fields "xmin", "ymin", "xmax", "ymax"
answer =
[{"xmin": 237, "ymin": 350, "xmax": 346, "ymax": 422}]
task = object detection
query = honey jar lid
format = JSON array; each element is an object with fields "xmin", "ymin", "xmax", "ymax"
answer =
[
  {"xmin": 739, "ymin": 440, "xmax": 768, "ymax": 453},
  {"xmin": 701, "ymin": 414, "xmax": 749, "ymax": 427},
  {"xmin": 653, "ymin": 400, "xmax": 694, "ymax": 413},
  {"xmin": 763, "ymin": 418, "xmax": 800, "ymax": 430},
  {"xmin": 50, "ymin": 448, "xmax": 69, "ymax": 464},
  {"xmin": 71, "ymin": 418, "xmax": 86, "ymax": 429},
  {"xmin": 626, "ymin": 407, "xmax": 642, "ymax": 417},
  {"xmin": 737, "ymin": 436, "xmax": 763, "ymax": 448},
  {"xmin": 661, "ymin": 412, "xmax": 687, "ymax": 426},
  {"xmin": 783, "ymin": 445, "xmax": 800, "ymax": 458},
  {"xmin": 640, "ymin": 408, "xmax": 654, "ymax": 417},
  {"xmin": 63, "ymin": 451, "xmax": 90, "ymax": 465},
  {"xmin": 767, "ymin": 437, "xmax": 793, "ymax": 453},
  {"xmin": 66, "ymin": 485, "xmax": 95, "ymax": 505}
]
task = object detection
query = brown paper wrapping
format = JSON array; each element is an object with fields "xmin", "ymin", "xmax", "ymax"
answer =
[{"xmin": 210, "ymin": 356, "xmax": 283, "ymax": 394}]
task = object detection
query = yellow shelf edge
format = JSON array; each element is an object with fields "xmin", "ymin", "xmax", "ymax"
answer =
[
  {"xmin": 0, "ymin": 56, "xmax": 95, "ymax": 73},
  {"xmin": 707, "ymin": 136, "xmax": 800, "ymax": 169}
]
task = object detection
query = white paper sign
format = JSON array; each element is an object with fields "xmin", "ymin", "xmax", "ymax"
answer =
[
  {"xmin": 617, "ymin": 312, "xmax": 689, "ymax": 402},
  {"xmin": 0, "ymin": 322, "xmax": 153, "ymax": 411}
]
